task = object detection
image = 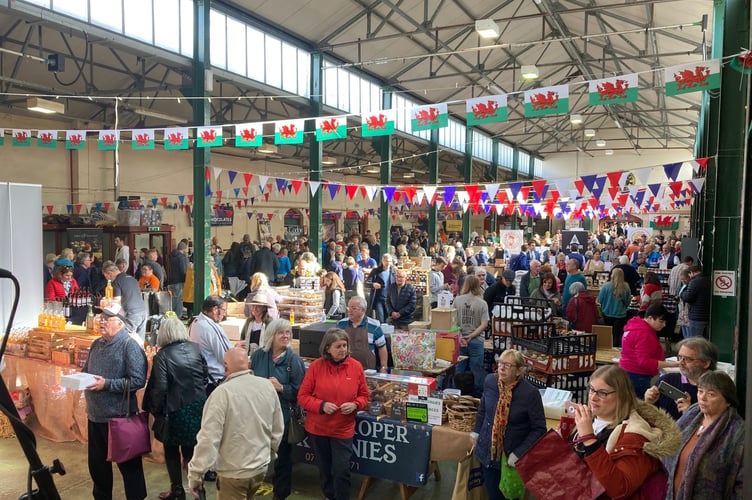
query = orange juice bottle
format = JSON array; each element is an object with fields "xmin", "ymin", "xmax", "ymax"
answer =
[
  {"xmin": 105, "ymin": 280, "xmax": 114, "ymax": 300},
  {"xmin": 289, "ymin": 309, "xmax": 295, "ymax": 325}
]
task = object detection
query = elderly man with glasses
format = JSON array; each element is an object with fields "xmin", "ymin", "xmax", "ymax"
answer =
[
  {"xmin": 386, "ymin": 270, "xmax": 417, "ymax": 331},
  {"xmin": 337, "ymin": 296, "xmax": 388, "ymax": 372}
]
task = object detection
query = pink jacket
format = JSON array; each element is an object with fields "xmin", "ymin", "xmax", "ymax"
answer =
[{"xmin": 619, "ymin": 316, "xmax": 664, "ymax": 376}]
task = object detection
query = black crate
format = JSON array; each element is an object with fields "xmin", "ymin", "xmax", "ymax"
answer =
[
  {"xmin": 492, "ymin": 335, "xmax": 512, "ymax": 352},
  {"xmin": 483, "ymin": 349, "xmax": 496, "ymax": 373},
  {"xmin": 524, "ymin": 369, "xmax": 591, "ymax": 403},
  {"xmin": 512, "ymin": 323, "xmax": 597, "ymax": 356}
]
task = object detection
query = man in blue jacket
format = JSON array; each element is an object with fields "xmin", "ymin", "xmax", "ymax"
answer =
[{"xmin": 680, "ymin": 265, "xmax": 711, "ymax": 337}]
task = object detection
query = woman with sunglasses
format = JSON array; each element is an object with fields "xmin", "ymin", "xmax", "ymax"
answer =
[
  {"xmin": 45, "ymin": 265, "xmax": 79, "ymax": 301},
  {"xmin": 569, "ymin": 365, "xmax": 681, "ymax": 499}
]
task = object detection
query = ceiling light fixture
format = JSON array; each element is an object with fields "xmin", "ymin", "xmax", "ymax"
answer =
[
  {"xmin": 321, "ymin": 156, "xmax": 337, "ymax": 165},
  {"xmin": 132, "ymin": 107, "xmax": 187, "ymax": 124},
  {"xmin": 403, "ymin": 172, "xmax": 415, "ymax": 179},
  {"xmin": 570, "ymin": 114, "xmax": 583, "ymax": 125},
  {"xmin": 521, "ymin": 65, "xmax": 539, "ymax": 79},
  {"xmin": 257, "ymin": 143, "xmax": 278, "ymax": 154},
  {"xmin": 27, "ymin": 96, "xmax": 64, "ymax": 114},
  {"xmin": 613, "ymin": 118, "xmax": 622, "ymax": 128},
  {"xmin": 364, "ymin": 166, "xmax": 380, "ymax": 174},
  {"xmin": 475, "ymin": 19, "xmax": 500, "ymax": 39},
  {"xmin": 605, "ymin": 149, "xmax": 614, "ymax": 156},
  {"xmin": 584, "ymin": 129, "xmax": 596, "ymax": 138},
  {"xmin": 596, "ymin": 139, "xmax": 606, "ymax": 147}
]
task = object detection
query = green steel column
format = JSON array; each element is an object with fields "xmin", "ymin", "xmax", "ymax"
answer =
[
  {"xmin": 489, "ymin": 138, "xmax": 499, "ymax": 235},
  {"xmin": 511, "ymin": 148, "xmax": 520, "ymax": 229},
  {"xmin": 695, "ymin": 0, "xmax": 748, "ymax": 368},
  {"xmin": 427, "ymin": 129, "xmax": 439, "ymax": 245},
  {"xmin": 377, "ymin": 89, "xmax": 393, "ymax": 255},
  {"xmin": 462, "ymin": 128, "xmax": 473, "ymax": 244},
  {"xmin": 191, "ymin": 0, "xmax": 211, "ymax": 314},
  {"xmin": 309, "ymin": 52, "xmax": 323, "ymax": 263}
]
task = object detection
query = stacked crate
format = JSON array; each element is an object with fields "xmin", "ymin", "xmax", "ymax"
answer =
[
  {"xmin": 512, "ymin": 323, "xmax": 597, "ymax": 403},
  {"xmin": 487, "ymin": 297, "xmax": 549, "ymax": 373}
]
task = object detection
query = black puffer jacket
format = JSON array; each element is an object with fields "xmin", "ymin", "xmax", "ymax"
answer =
[
  {"xmin": 680, "ymin": 274, "xmax": 711, "ymax": 321},
  {"xmin": 143, "ymin": 340, "xmax": 208, "ymax": 416}
]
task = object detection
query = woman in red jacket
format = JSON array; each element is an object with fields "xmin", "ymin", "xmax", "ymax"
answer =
[
  {"xmin": 44, "ymin": 265, "xmax": 79, "ymax": 301},
  {"xmin": 298, "ymin": 328, "xmax": 369, "ymax": 500},
  {"xmin": 566, "ymin": 281, "xmax": 600, "ymax": 332}
]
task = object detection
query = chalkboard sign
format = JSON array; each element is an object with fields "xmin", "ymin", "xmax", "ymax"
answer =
[{"xmin": 292, "ymin": 413, "xmax": 432, "ymax": 487}]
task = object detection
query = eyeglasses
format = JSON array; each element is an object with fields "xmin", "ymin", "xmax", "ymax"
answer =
[
  {"xmin": 497, "ymin": 362, "xmax": 520, "ymax": 369},
  {"xmin": 677, "ymin": 355, "xmax": 699, "ymax": 363},
  {"xmin": 588, "ymin": 386, "xmax": 616, "ymax": 399}
]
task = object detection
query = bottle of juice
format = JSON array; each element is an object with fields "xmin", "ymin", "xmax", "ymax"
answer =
[
  {"xmin": 289, "ymin": 309, "xmax": 295, "ymax": 326},
  {"xmin": 105, "ymin": 280, "xmax": 114, "ymax": 300},
  {"xmin": 85, "ymin": 305, "xmax": 95, "ymax": 331}
]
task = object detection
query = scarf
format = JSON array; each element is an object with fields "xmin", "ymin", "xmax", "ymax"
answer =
[{"xmin": 491, "ymin": 374, "xmax": 518, "ymax": 461}]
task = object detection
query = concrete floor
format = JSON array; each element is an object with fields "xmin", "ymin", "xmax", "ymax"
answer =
[{"xmin": 0, "ymin": 432, "xmax": 458, "ymax": 499}]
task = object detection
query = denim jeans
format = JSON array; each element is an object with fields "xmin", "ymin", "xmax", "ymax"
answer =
[
  {"xmin": 480, "ymin": 464, "xmax": 506, "ymax": 500},
  {"xmin": 373, "ymin": 298, "xmax": 387, "ymax": 324},
  {"xmin": 168, "ymin": 283, "xmax": 184, "ymax": 316},
  {"xmin": 687, "ymin": 320, "xmax": 708, "ymax": 338},
  {"xmin": 681, "ymin": 325, "xmax": 691, "ymax": 338},
  {"xmin": 458, "ymin": 337, "xmax": 485, "ymax": 396}
]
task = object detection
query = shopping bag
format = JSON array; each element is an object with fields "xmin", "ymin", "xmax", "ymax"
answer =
[
  {"xmin": 287, "ymin": 404, "xmax": 306, "ymax": 445},
  {"xmin": 391, "ymin": 329, "xmax": 436, "ymax": 370},
  {"xmin": 516, "ymin": 429, "xmax": 605, "ymax": 500},
  {"xmin": 107, "ymin": 412, "xmax": 151, "ymax": 463},
  {"xmin": 452, "ymin": 448, "xmax": 488, "ymax": 500},
  {"xmin": 500, "ymin": 453, "xmax": 524, "ymax": 499}
]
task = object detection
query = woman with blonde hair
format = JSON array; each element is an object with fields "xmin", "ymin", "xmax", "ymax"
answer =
[
  {"xmin": 598, "ymin": 267, "xmax": 632, "ymax": 347},
  {"xmin": 321, "ymin": 272, "xmax": 347, "ymax": 319},
  {"xmin": 244, "ymin": 272, "xmax": 281, "ymax": 319}
]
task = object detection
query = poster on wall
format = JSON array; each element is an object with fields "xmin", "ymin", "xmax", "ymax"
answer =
[
  {"xmin": 321, "ymin": 222, "xmax": 336, "ymax": 242},
  {"xmin": 499, "ymin": 230, "xmax": 524, "ymax": 254},
  {"xmin": 66, "ymin": 228, "xmax": 103, "ymax": 260},
  {"xmin": 344, "ymin": 218, "xmax": 360, "ymax": 236},
  {"xmin": 627, "ymin": 226, "xmax": 652, "ymax": 242},
  {"xmin": 258, "ymin": 219, "xmax": 272, "ymax": 241},
  {"xmin": 210, "ymin": 204, "xmax": 234, "ymax": 226},
  {"xmin": 284, "ymin": 224, "xmax": 305, "ymax": 241},
  {"xmin": 560, "ymin": 230, "xmax": 587, "ymax": 251}
]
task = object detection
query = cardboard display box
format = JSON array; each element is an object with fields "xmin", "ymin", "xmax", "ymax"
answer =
[
  {"xmin": 220, "ymin": 317, "xmax": 247, "ymax": 341},
  {"xmin": 431, "ymin": 308, "xmax": 457, "ymax": 331},
  {"xmin": 592, "ymin": 325, "xmax": 614, "ymax": 349}
]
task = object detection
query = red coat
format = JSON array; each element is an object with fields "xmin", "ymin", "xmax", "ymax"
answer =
[
  {"xmin": 45, "ymin": 278, "xmax": 79, "ymax": 301},
  {"xmin": 566, "ymin": 292, "xmax": 600, "ymax": 332},
  {"xmin": 298, "ymin": 356, "xmax": 370, "ymax": 439}
]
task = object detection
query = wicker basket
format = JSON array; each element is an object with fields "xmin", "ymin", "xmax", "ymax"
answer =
[
  {"xmin": 0, "ymin": 412, "xmax": 15, "ymax": 439},
  {"xmin": 447, "ymin": 404, "xmax": 478, "ymax": 432}
]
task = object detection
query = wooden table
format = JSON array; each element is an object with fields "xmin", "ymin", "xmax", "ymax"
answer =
[{"xmin": 596, "ymin": 347, "xmax": 622, "ymax": 365}]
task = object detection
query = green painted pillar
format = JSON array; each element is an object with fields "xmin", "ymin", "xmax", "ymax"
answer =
[
  {"xmin": 308, "ymin": 52, "xmax": 323, "ymax": 264},
  {"xmin": 427, "ymin": 129, "xmax": 439, "ymax": 245},
  {"xmin": 191, "ymin": 0, "xmax": 211, "ymax": 314},
  {"xmin": 462, "ymin": 127, "xmax": 473, "ymax": 244},
  {"xmin": 511, "ymin": 148, "xmax": 520, "ymax": 229},
  {"xmin": 377, "ymin": 89, "xmax": 393, "ymax": 256},
  {"xmin": 489, "ymin": 138, "xmax": 499, "ymax": 235}
]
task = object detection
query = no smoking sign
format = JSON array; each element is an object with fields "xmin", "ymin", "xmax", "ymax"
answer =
[{"xmin": 713, "ymin": 270, "xmax": 736, "ymax": 297}]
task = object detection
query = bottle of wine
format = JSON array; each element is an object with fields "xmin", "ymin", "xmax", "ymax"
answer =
[
  {"xmin": 86, "ymin": 304, "xmax": 95, "ymax": 331},
  {"xmin": 63, "ymin": 295, "xmax": 71, "ymax": 319}
]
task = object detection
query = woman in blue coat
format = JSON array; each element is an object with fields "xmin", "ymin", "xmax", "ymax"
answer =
[
  {"xmin": 250, "ymin": 318, "xmax": 306, "ymax": 500},
  {"xmin": 471, "ymin": 349, "xmax": 546, "ymax": 500}
]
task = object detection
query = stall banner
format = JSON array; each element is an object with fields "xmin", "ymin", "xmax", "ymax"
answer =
[
  {"xmin": 258, "ymin": 219, "xmax": 272, "ymax": 241},
  {"xmin": 292, "ymin": 414, "xmax": 432, "ymax": 487},
  {"xmin": 560, "ymin": 230, "xmax": 587, "ymax": 251},
  {"xmin": 66, "ymin": 228, "xmax": 103, "ymax": 260},
  {"xmin": 499, "ymin": 230, "xmax": 524, "ymax": 254},
  {"xmin": 210, "ymin": 204, "xmax": 234, "ymax": 226},
  {"xmin": 284, "ymin": 224, "xmax": 305, "ymax": 241},
  {"xmin": 627, "ymin": 226, "xmax": 652, "ymax": 242}
]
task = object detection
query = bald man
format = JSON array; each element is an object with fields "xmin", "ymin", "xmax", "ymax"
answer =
[{"xmin": 188, "ymin": 348, "xmax": 283, "ymax": 499}]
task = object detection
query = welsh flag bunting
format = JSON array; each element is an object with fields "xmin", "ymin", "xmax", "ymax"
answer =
[
  {"xmin": 164, "ymin": 128, "xmax": 190, "ymax": 150},
  {"xmin": 132, "ymin": 129, "xmax": 155, "ymax": 150},
  {"xmin": 36, "ymin": 130, "xmax": 58, "ymax": 148},
  {"xmin": 589, "ymin": 73, "xmax": 638, "ymax": 106},
  {"xmin": 275, "ymin": 119, "xmax": 305, "ymax": 145},
  {"xmin": 315, "ymin": 116, "xmax": 347, "ymax": 141},
  {"xmin": 196, "ymin": 126, "xmax": 223, "ymax": 148},
  {"xmin": 410, "ymin": 103, "xmax": 448, "ymax": 132},
  {"xmin": 12, "ymin": 129, "xmax": 31, "ymax": 147},
  {"xmin": 66, "ymin": 130, "xmax": 86, "ymax": 149},
  {"xmin": 730, "ymin": 51, "xmax": 752, "ymax": 75},
  {"xmin": 234, "ymin": 123, "xmax": 263, "ymax": 147},
  {"xmin": 361, "ymin": 109, "xmax": 395, "ymax": 137},
  {"xmin": 524, "ymin": 85, "xmax": 569, "ymax": 117},
  {"xmin": 665, "ymin": 59, "xmax": 720, "ymax": 96},
  {"xmin": 466, "ymin": 95, "xmax": 508, "ymax": 125},
  {"xmin": 98, "ymin": 130, "xmax": 119, "ymax": 150}
]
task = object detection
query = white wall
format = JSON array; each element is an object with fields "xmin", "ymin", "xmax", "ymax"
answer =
[{"xmin": 543, "ymin": 149, "xmax": 696, "ymax": 181}]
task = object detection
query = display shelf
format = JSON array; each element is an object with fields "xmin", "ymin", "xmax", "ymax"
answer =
[
  {"xmin": 524, "ymin": 370, "xmax": 590, "ymax": 403},
  {"xmin": 276, "ymin": 287, "xmax": 325, "ymax": 325}
]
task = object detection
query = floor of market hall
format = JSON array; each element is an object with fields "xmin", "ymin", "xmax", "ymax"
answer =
[{"xmin": 0, "ymin": 433, "xmax": 458, "ymax": 499}]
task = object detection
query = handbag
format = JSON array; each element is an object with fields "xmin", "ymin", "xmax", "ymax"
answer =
[
  {"xmin": 451, "ymin": 447, "xmax": 488, "ymax": 500},
  {"xmin": 500, "ymin": 453, "xmax": 524, "ymax": 500},
  {"xmin": 107, "ymin": 341, "xmax": 151, "ymax": 463},
  {"xmin": 516, "ymin": 430, "xmax": 605, "ymax": 500},
  {"xmin": 286, "ymin": 355, "xmax": 306, "ymax": 445}
]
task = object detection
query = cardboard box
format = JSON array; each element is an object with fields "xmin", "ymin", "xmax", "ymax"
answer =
[
  {"xmin": 226, "ymin": 302, "xmax": 246, "ymax": 318},
  {"xmin": 435, "ymin": 331, "xmax": 460, "ymax": 363},
  {"xmin": 61, "ymin": 372, "xmax": 97, "ymax": 391},
  {"xmin": 431, "ymin": 308, "xmax": 457, "ymax": 331},
  {"xmin": 592, "ymin": 325, "xmax": 613, "ymax": 349},
  {"xmin": 219, "ymin": 317, "xmax": 247, "ymax": 341}
]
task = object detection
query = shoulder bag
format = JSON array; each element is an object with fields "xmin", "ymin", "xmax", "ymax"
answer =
[
  {"xmin": 107, "ymin": 340, "xmax": 151, "ymax": 463},
  {"xmin": 286, "ymin": 354, "xmax": 306, "ymax": 444}
]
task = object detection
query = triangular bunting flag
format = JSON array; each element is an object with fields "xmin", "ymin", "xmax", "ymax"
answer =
[
  {"xmin": 383, "ymin": 186, "xmax": 396, "ymax": 203},
  {"xmin": 443, "ymin": 186, "xmax": 457, "ymax": 205},
  {"xmin": 663, "ymin": 162, "xmax": 683, "ymax": 181},
  {"xmin": 423, "ymin": 185, "xmax": 438, "ymax": 204},
  {"xmin": 531, "ymin": 179, "xmax": 547, "ymax": 200},
  {"xmin": 668, "ymin": 181, "xmax": 684, "ymax": 197},
  {"xmin": 632, "ymin": 167, "xmax": 653, "ymax": 186},
  {"xmin": 213, "ymin": 167, "xmax": 223, "ymax": 180},
  {"xmin": 275, "ymin": 178, "xmax": 287, "ymax": 192},
  {"xmin": 606, "ymin": 171, "xmax": 624, "ymax": 187},
  {"xmin": 327, "ymin": 183, "xmax": 340, "ymax": 200},
  {"xmin": 574, "ymin": 179, "xmax": 586, "ymax": 196},
  {"xmin": 688, "ymin": 178, "xmax": 705, "ymax": 194},
  {"xmin": 581, "ymin": 174, "xmax": 598, "ymax": 193},
  {"xmin": 346, "ymin": 185, "xmax": 358, "ymax": 200},
  {"xmin": 308, "ymin": 181, "xmax": 320, "ymax": 196},
  {"xmin": 647, "ymin": 183, "xmax": 662, "ymax": 198},
  {"xmin": 403, "ymin": 186, "xmax": 417, "ymax": 203},
  {"xmin": 555, "ymin": 178, "xmax": 572, "ymax": 195},
  {"xmin": 484, "ymin": 183, "xmax": 500, "ymax": 202},
  {"xmin": 508, "ymin": 181, "xmax": 524, "ymax": 200}
]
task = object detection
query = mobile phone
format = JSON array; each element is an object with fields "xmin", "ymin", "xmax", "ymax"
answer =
[
  {"xmin": 658, "ymin": 381, "xmax": 686, "ymax": 401},
  {"xmin": 565, "ymin": 401, "xmax": 576, "ymax": 415}
]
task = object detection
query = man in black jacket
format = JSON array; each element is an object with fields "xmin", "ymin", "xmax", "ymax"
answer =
[
  {"xmin": 168, "ymin": 241, "xmax": 188, "ymax": 317},
  {"xmin": 680, "ymin": 265, "xmax": 711, "ymax": 337},
  {"xmin": 250, "ymin": 240, "xmax": 279, "ymax": 284},
  {"xmin": 386, "ymin": 270, "xmax": 417, "ymax": 330},
  {"xmin": 484, "ymin": 269, "xmax": 516, "ymax": 313}
]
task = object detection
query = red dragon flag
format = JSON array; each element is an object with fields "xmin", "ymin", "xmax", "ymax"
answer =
[
  {"xmin": 97, "ymin": 130, "xmax": 120, "ymax": 150},
  {"xmin": 131, "ymin": 129, "xmax": 155, "ymax": 150},
  {"xmin": 410, "ymin": 103, "xmax": 448, "ymax": 132},
  {"xmin": 664, "ymin": 59, "xmax": 720, "ymax": 96},
  {"xmin": 234, "ymin": 123, "xmax": 263, "ymax": 147},
  {"xmin": 361, "ymin": 108, "xmax": 395, "ymax": 137},
  {"xmin": 524, "ymin": 85, "xmax": 569, "ymax": 117},
  {"xmin": 315, "ymin": 116, "xmax": 347, "ymax": 141},
  {"xmin": 164, "ymin": 127, "xmax": 190, "ymax": 150},
  {"xmin": 196, "ymin": 126, "xmax": 223, "ymax": 148},
  {"xmin": 11, "ymin": 129, "xmax": 31, "ymax": 147},
  {"xmin": 275, "ymin": 119, "xmax": 305, "ymax": 145},
  {"xmin": 466, "ymin": 94, "xmax": 508, "ymax": 125},
  {"xmin": 65, "ymin": 130, "xmax": 86, "ymax": 150},
  {"xmin": 36, "ymin": 130, "xmax": 58, "ymax": 149},
  {"xmin": 589, "ymin": 73, "xmax": 638, "ymax": 106}
]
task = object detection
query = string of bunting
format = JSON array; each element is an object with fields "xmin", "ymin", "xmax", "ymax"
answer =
[{"xmin": 2, "ymin": 57, "xmax": 734, "ymax": 151}]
